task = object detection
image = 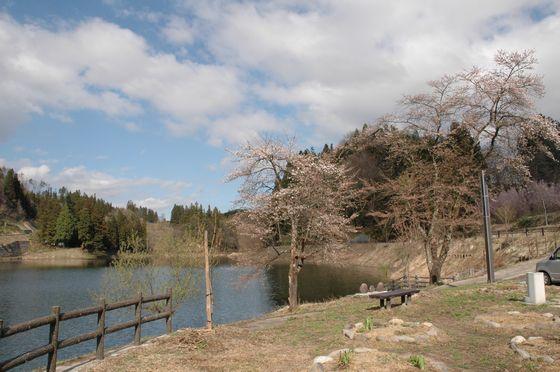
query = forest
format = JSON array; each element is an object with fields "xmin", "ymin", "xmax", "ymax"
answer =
[{"xmin": 0, "ymin": 168, "xmax": 157, "ymax": 252}]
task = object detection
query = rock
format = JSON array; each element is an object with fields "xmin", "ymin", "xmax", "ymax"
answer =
[
  {"xmin": 376, "ymin": 282, "xmax": 385, "ymax": 291},
  {"xmin": 310, "ymin": 362, "xmax": 325, "ymax": 372},
  {"xmin": 510, "ymin": 342, "xmax": 531, "ymax": 360},
  {"xmin": 553, "ymin": 315, "xmax": 560, "ymax": 322},
  {"xmin": 328, "ymin": 349, "xmax": 350, "ymax": 359},
  {"xmin": 388, "ymin": 318, "xmax": 404, "ymax": 326},
  {"xmin": 404, "ymin": 321, "xmax": 420, "ymax": 327},
  {"xmin": 527, "ymin": 336, "xmax": 543, "ymax": 342},
  {"xmin": 359, "ymin": 283, "xmax": 369, "ymax": 293},
  {"xmin": 354, "ymin": 322, "xmax": 364, "ymax": 331},
  {"xmin": 376, "ymin": 335, "xmax": 390, "ymax": 342},
  {"xmin": 343, "ymin": 328, "xmax": 355, "ymax": 340},
  {"xmin": 354, "ymin": 347, "xmax": 373, "ymax": 353},
  {"xmin": 422, "ymin": 322, "xmax": 433, "ymax": 328},
  {"xmin": 393, "ymin": 335, "xmax": 416, "ymax": 343},
  {"xmin": 536, "ymin": 355, "xmax": 554, "ymax": 363},
  {"xmin": 415, "ymin": 335, "xmax": 430, "ymax": 342},
  {"xmin": 427, "ymin": 327, "xmax": 439, "ymax": 337},
  {"xmin": 313, "ymin": 356, "xmax": 333, "ymax": 364},
  {"xmin": 507, "ymin": 311, "xmax": 521, "ymax": 315},
  {"xmin": 369, "ymin": 285, "xmax": 376, "ymax": 292},
  {"xmin": 510, "ymin": 336, "xmax": 526, "ymax": 344},
  {"xmin": 543, "ymin": 313, "xmax": 554, "ymax": 318}
]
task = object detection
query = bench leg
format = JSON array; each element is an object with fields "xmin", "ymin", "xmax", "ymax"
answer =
[
  {"xmin": 406, "ymin": 294, "xmax": 411, "ymax": 305},
  {"xmin": 379, "ymin": 299, "xmax": 385, "ymax": 309},
  {"xmin": 401, "ymin": 295, "xmax": 406, "ymax": 305}
]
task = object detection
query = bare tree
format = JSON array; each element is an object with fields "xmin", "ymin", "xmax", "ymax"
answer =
[
  {"xmin": 228, "ymin": 137, "xmax": 356, "ymax": 310},
  {"xmin": 397, "ymin": 50, "xmax": 559, "ymax": 184},
  {"xmin": 367, "ymin": 128, "xmax": 480, "ymax": 283}
]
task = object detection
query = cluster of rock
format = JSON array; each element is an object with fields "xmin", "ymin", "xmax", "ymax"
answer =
[
  {"xmin": 342, "ymin": 317, "xmax": 439, "ymax": 344},
  {"xmin": 509, "ymin": 335, "xmax": 554, "ymax": 364},
  {"xmin": 359, "ymin": 282, "xmax": 385, "ymax": 293}
]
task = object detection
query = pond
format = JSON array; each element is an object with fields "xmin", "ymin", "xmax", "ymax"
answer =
[{"xmin": 0, "ymin": 260, "xmax": 382, "ymax": 370}]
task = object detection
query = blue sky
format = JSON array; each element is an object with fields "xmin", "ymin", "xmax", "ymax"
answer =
[{"xmin": 0, "ymin": 0, "xmax": 559, "ymax": 216}]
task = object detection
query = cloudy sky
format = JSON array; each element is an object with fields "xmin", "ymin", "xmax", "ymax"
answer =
[{"xmin": 0, "ymin": 0, "xmax": 559, "ymax": 216}]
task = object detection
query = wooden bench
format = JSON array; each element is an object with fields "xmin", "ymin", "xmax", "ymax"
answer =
[{"xmin": 369, "ymin": 288, "xmax": 420, "ymax": 309}]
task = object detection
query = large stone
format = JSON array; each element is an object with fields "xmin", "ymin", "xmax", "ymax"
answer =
[
  {"xmin": 388, "ymin": 318, "xmax": 404, "ymax": 326},
  {"xmin": 310, "ymin": 362, "xmax": 325, "ymax": 372},
  {"xmin": 343, "ymin": 328, "xmax": 355, "ymax": 339},
  {"xmin": 328, "ymin": 349, "xmax": 351, "ymax": 359},
  {"xmin": 542, "ymin": 313, "xmax": 554, "ymax": 318},
  {"xmin": 422, "ymin": 322, "xmax": 433, "ymax": 328},
  {"xmin": 354, "ymin": 322, "xmax": 364, "ymax": 331},
  {"xmin": 525, "ymin": 272, "xmax": 546, "ymax": 305},
  {"xmin": 392, "ymin": 335, "xmax": 416, "ymax": 343},
  {"xmin": 510, "ymin": 336, "xmax": 526, "ymax": 344},
  {"xmin": 376, "ymin": 282, "xmax": 385, "ymax": 291},
  {"xmin": 527, "ymin": 336, "xmax": 543, "ymax": 342},
  {"xmin": 313, "ymin": 356, "xmax": 333, "ymax": 364},
  {"xmin": 536, "ymin": 355, "xmax": 554, "ymax": 363},
  {"xmin": 507, "ymin": 311, "xmax": 521, "ymax": 315},
  {"xmin": 359, "ymin": 283, "xmax": 369, "ymax": 293}
]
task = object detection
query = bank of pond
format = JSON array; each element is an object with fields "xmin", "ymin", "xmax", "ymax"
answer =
[{"xmin": 0, "ymin": 261, "xmax": 382, "ymax": 371}]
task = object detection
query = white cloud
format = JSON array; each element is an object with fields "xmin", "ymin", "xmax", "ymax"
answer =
[
  {"xmin": 0, "ymin": 14, "xmax": 243, "ymax": 141},
  {"xmin": 161, "ymin": 16, "xmax": 195, "ymax": 45},
  {"xmin": 1, "ymin": 1, "xmax": 560, "ymax": 146},
  {"xmin": 18, "ymin": 164, "xmax": 50, "ymax": 179}
]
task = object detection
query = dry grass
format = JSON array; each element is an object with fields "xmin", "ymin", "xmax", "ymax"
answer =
[{"xmin": 73, "ymin": 281, "xmax": 560, "ymax": 371}]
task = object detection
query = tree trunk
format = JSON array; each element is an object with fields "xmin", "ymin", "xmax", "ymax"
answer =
[
  {"xmin": 429, "ymin": 259, "xmax": 443, "ymax": 284},
  {"xmin": 288, "ymin": 218, "xmax": 299, "ymax": 311}
]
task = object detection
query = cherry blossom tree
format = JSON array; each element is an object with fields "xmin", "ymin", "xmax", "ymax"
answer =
[{"xmin": 228, "ymin": 137, "xmax": 356, "ymax": 310}]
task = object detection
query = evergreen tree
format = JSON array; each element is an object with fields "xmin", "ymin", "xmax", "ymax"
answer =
[
  {"xmin": 77, "ymin": 207, "xmax": 94, "ymax": 249},
  {"xmin": 54, "ymin": 204, "xmax": 76, "ymax": 246}
]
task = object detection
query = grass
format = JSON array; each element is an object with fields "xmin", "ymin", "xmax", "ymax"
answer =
[
  {"xmin": 78, "ymin": 281, "xmax": 560, "ymax": 371},
  {"xmin": 408, "ymin": 355, "xmax": 425, "ymax": 370}
]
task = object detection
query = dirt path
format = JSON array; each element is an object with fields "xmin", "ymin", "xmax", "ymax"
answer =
[{"xmin": 451, "ymin": 256, "xmax": 545, "ymax": 286}]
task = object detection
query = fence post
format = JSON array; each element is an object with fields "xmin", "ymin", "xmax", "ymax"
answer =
[
  {"xmin": 542, "ymin": 227, "xmax": 545, "ymax": 236},
  {"xmin": 525, "ymin": 228, "xmax": 528, "ymax": 236},
  {"xmin": 47, "ymin": 306, "xmax": 60, "ymax": 372},
  {"xmin": 166, "ymin": 288, "xmax": 173, "ymax": 334},
  {"xmin": 96, "ymin": 299, "xmax": 106, "ymax": 360},
  {"xmin": 134, "ymin": 293, "xmax": 142, "ymax": 345},
  {"xmin": 415, "ymin": 275, "xmax": 419, "ymax": 288}
]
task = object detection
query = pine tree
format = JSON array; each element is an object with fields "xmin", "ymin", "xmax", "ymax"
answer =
[
  {"xmin": 54, "ymin": 204, "xmax": 76, "ymax": 247},
  {"xmin": 77, "ymin": 207, "xmax": 94, "ymax": 248}
]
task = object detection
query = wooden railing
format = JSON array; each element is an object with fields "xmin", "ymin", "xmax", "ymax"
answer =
[
  {"xmin": 0, "ymin": 289, "xmax": 173, "ymax": 371},
  {"xmin": 389, "ymin": 275, "xmax": 456, "ymax": 290}
]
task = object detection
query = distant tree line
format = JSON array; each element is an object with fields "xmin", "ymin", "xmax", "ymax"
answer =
[
  {"xmin": 0, "ymin": 168, "xmax": 158, "ymax": 252},
  {"xmin": 170, "ymin": 202, "xmax": 238, "ymax": 251}
]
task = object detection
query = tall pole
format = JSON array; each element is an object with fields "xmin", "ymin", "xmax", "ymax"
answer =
[
  {"xmin": 204, "ymin": 230, "xmax": 213, "ymax": 330},
  {"xmin": 481, "ymin": 170, "xmax": 495, "ymax": 283}
]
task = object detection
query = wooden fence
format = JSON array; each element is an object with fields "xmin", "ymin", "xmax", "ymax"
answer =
[
  {"xmin": 389, "ymin": 275, "xmax": 456, "ymax": 290},
  {"xmin": 0, "ymin": 289, "xmax": 173, "ymax": 371}
]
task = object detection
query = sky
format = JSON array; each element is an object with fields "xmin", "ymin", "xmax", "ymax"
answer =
[{"xmin": 0, "ymin": 0, "xmax": 559, "ymax": 217}]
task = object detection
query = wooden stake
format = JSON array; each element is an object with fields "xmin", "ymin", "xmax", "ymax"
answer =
[{"xmin": 204, "ymin": 230, "xmax": 213, "ymax": 330}]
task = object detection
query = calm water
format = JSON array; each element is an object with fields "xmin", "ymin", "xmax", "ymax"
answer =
[{"xmin": 0, "ymin": 261, "xmax": 381, "ymax": 371}]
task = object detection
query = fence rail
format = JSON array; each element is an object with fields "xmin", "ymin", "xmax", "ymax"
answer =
[
  {"xmin": 389, "ymin": 275, "xmax": 456, "ymax": 290},
  {"xmin": 0, "ymin": 289, "xmax": 173, "ymax": 371}
]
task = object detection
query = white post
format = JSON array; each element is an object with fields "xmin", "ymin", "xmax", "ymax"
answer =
[{"xmin": 525, "ymin": 272, "xmax": 546, "ymax": 305}]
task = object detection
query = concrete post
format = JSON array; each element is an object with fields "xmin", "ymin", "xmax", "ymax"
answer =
[{"xmin": 525, "ymin": 272, "xmax": 546, "ymax": 305}]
